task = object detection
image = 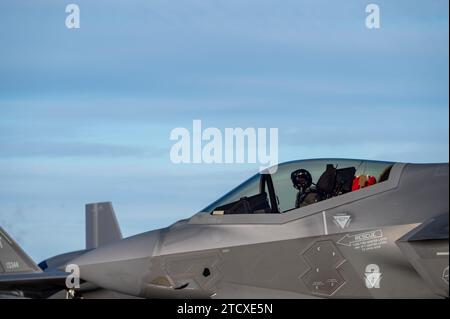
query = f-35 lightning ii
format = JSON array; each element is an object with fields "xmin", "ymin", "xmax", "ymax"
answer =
[{"xmin": 0, "ymin": 159, "xmax": 448, "ymax": 299}]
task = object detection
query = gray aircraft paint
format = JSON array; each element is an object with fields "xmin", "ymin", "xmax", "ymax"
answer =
[{"xmin": 0, "ymin": 160, "xmax": 448, "ymax": 299}]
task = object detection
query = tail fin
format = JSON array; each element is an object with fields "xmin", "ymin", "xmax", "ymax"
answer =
[
  {"xmin": 85, "ymin": 202, "xmax": 122, "ymax": 249},
  {"xmin": 0, "ymin": 227, "xmax": 42, "ymax": 274}
]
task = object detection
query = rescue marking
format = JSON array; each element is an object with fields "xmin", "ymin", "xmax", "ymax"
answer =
[
  {"xmin": 337, "ymin": 229, "xmax": 387, "ymax": 252},
  {"xmin": 333, "ymin": 214, "xmax": 352, "ymax": 229},
  {"xmin": 364, "ymin": 264, "xmax": 382, "ymax": 289}
]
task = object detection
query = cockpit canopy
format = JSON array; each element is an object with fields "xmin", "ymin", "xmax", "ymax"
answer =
[{"xmin": 201, "ymin": 159, "xmax": 394, "ymax": 215}]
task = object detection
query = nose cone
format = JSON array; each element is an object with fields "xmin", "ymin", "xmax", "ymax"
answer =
[{"xmin": 70, "ymin": 229, "xmax": 161, "ymax": 296}]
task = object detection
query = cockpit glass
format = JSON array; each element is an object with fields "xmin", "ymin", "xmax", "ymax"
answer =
[
  {"xmin": 199, "ymin": 159, "xmax": 395, "ymax": 215},
  {"xmin": 270, "ymin": 159, "xmax": 394, "ymax": 212},
  {"xmin": 200, "ymin": 173, "xmax": 261, "ymax": 213}
]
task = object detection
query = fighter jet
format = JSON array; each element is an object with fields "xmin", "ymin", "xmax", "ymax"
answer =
[{"xmin": 0, "ymin": 158, "xmax": 448, "ymax": 299}]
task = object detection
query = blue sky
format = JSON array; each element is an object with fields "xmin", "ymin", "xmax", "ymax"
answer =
[{"xmin": 0, "ymin": 0, "xmax": 448, "ymax": 262}]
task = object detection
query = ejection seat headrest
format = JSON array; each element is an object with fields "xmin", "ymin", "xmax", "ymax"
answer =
[{"xmin": 316, "ymin": 164, "xmax": 336, "ymax": 195}]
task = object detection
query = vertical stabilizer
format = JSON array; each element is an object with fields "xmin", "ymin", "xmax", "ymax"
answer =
[
  {"xmin": 86, "ymin": 202, "xmax": 122, "ymax": 250},
  {"xmin": 0, "ymin": 227, "xmax": 41, "ymax": 273}
]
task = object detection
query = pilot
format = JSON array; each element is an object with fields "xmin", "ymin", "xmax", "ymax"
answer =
[{"xmin": 291, "ymin": 169, "xmax": 317, "ymax": 208}]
